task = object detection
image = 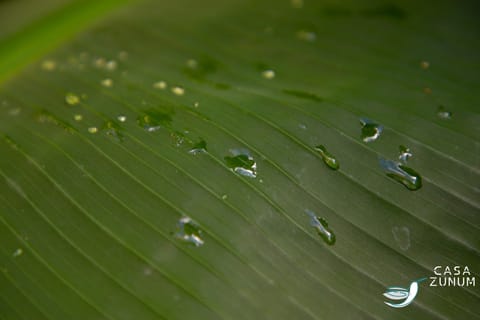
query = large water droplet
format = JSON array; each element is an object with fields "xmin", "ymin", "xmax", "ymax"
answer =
[
  {"xmin": 305, "ymin": 210, "xmax": 336, "ymax": 245},
  {"xmin": 65, "ymin": 93, "xmax": 80, "ymax": 106},
  {"xmin": 189, "ymin": 139, "xmax": 207, "ymax": 155},
  {"xmin": 88, "ymin": 127, "xmax": 98, "ymax": 134},
  {"xmin": 379, "ymin": 158, "xmax": 422, "ymax": 190},
  {"xmin": 392, "ymin": 226, "xmax": 410, "ymax": 251},
  {"xmin": 314, "ymin": 145, "xmax": 339, "ymax": 170},
  {"xmin": 105, "ymin": 60, "xmax": 117, "ymax": 71},
  {"xmin": 437, "ymin": 106, "xmax": 452, "ymax": 119},
  {"xmin": 360, "ymin": 118, "xmax": 383, "ymax": 142},
  {"xmin": 175, "ymin": 216, "xmax": 204, "ymax": 247},
  {"xmin": 398, "ymin": 145, "xmax": 412, "ymax": 163},
  {"xmin": 117, "ymin": 115, "xmax": 127, "ymax": 122},
  {"xmin": 225, "ymin": 150, "xmax": 257, "ymax": 178}
]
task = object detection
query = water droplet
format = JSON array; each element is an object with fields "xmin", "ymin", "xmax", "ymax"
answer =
[
  {"xmin": 137, "ymin": 109, "xmax": 173, "ymax": 132},
  {"xmin": 88, "ymin": 127, "xmax": 98, "ymax": 134},
  {"xmin": 193, "ymin": 101, "xmax": 200, "ymax": 108},
  {"xmin": 170, "ymin": 131, "xmax": 185, "ymax": 147},
  {"xmin": 291, "ymin": 0, "xmax": 304, "ymax": 8},
  {"xmin": 360, "ymin": 118, "xmax": 383, "ymax": 142},
  {"xmin": 379, "ymin": 158, "xmax": 422, "ymax": 191},
  {"xmin": 261, "ymin": 69, "xmax": 275, "ymax": 79},
  {"xmin": 423, "ymin": 87, "xmax": 432, "ymax": 94},
  {"xmin": 174, "ymin": 216, "xmax": 204, "ymax": 247},
  {"xmin": 221, "ymin": 194, "xmax": 228, "ymax": 200},
  {"xmin": 94, "ymin": 57, "xmax": 106, "ymax": 68},
  {"xmin": 298, "ymin": 123, "xmax": 307, "ymax": 130},
  {"xmin": 41, "ymin": 60, "xmax": 56, "ymax": 71},
  {"xmin": 398, "ymin": 145, "xmax": 412, "ymax": 163},
  {"xmin": 65, "ymin": 93, "xmax": 80, "ymax": 106},
  {"xmin": 153, "ymin": 81, "xmax": 167, "ymax": 90},
  {"xmin": 437, "ymin": 105, "xmax": 452, "ymax": 119},
  {"xmin": 171, "ymin": 86, "xmax": 185, "ymax": 96},
  {"xmin": 314, "ymin": 145, "xmax": 340, "ymax": 170},
  {"xmin": 282, "ymin": 89, "xmax": 323, "ymax": 102},
  {"xmin": 392, "ymin": 226, "xmax": 410, "ymax": 251},
  {"xmin": 296, "ymin": 30, "xmax": 317, "ymax": 42},
  {"xmin": 8, "ymin": 108, "xmax": 21, "ymax": 116},
  {"xmin": 225, "ymin": 150, "xmax": 257, "ymax": 178},
  {"xmin": 12, "ymin": 248, "xmax": 23, "ymax": 257},
  {"xmin": 189, "ymin": 139, "xmax": 207, "ymax": 155},
  {"xmin": 101, "ymin": 78, "xmax": 113, "ymax": 87},
  {"xmin": 186, "ymin": 59, "xmax": 198, "ymax": 69},
  {"xmin": 420, "ymin": 60, "xmax": 430, "ymax": 69},
  {"xmin": 305, "ymin": 210, "xmax": 335, "ymax": 245},
  {"xmin": 105, "ymin": 60, "xmax": 117, "ymax": 71},
  {"xmin": 117, "ymin": 115, "xmax": 127, "ymax": 122},
  {"xmin": 118, "ymin": 51, "xmax": 128, "ymax": 61},
  {"xmin": 73, "ymin": 114, "xmax": 83, "ymax": 121},
  {"xmin": 104, "ymin": 121, "xmax": 124, "ymax": 141}
]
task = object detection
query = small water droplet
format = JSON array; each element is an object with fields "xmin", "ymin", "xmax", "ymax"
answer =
[
  {"xmin": 221, "ymin": 194, "xmax": 228, "ymax": 200},
  {"xmin": 189, "ymin": 139, "xmax": 207, "ymax": 155},
  {"xmin": 73, "ymin": 114, "xmax": 83, "ymax": 121},
  {"xmin": 171, "ymin": 86, "xmax": 185, "ymax": 96},
  {"xmin": 101, "ymin": 78, "xmax": 113, "ymax": 87},
  {"xmin": 41, "ymin": 60, "xmax": 56, "ymax": 71},
  {"xmin": 105, "ymin": 60, "xmax": 117, "ymax": 71},
  {"xmin": 261, "ymin": 69, "xmax": 275, "ymax": 79},
  {"xmin": 398, "ymin": 145, "xmax": 412, "ymax": 163},
  {"xmin": 291, "ymin": 0, "xmax": 304, "ymax": 8},
  {"xmin": 225, "ymin": 150, "xmax": 257, "ymax": 178},
  {"xmin": 175, "ymin": 216, "xmax": 204, "ymax": 247},
  {"xmin": 305, "ymin": 210, "xmax": 335, "ymax": 245},
  {"xmin": 65, "ymin": 93, "xmax": 80, "ymax": 106},
  {"xmin": 186, "ymin": 59, "xmax": 198, "ymax": 69},
  {"xmin": 314, "ymin": 145, "xmax": 340, "ymax": 170},
  {"xmin": 153, "ymin": 81, "xmax": 167, "ymax": 90},
  {"xmin": 170, "ymin": 131, "xmax": 185, "ymax": 147},
  {"xmin": 437, "ymin": 106, "xmax": 452, "ymax": 119},
  {"xmin": 8, "ymin": 108, "xmax": 21, "ymax": 116},
  {"xmin": 296, "ymin": 30, "xmax": 317, "ymax": 42},
  {"xmin": 420, "ymin": 60, "xmax": 430, "ymax": 69},
  {"xmin": 360, "ymin": 118, "xmax": 383, "ymax": 142},
  {"xmin": 423, "ymin": 87, "xmax": 432, "ymax": 94},
  {"xmin": 12, "ymin": 248, "xmax": 23, "ymax": 257},
  {"xmin": 379, "ymin": 158, "xmax": 422, "ymax": 191},
  {"xmin": 88, "ymin": 127, "xmax": 98, "ymax": 134},
  {"xmin": 193, "ymin": 101, "xmax": 200, "ymax": 108},
  {"xmin": 298, "ymin": 123, "xmax": 307, "ymax": 130},
  {"xmin": 137, "ymin": 109, "xmax": 173, "ymax": 132},
  {"xmin": 392, "ymin": 226, "xmax": 410, "ymax": 251},
  {"xmin": 104, "ymin": 121, "xmax": 124, "ymax": 141},
  {"xmin": 94, "ymin": 57, "xmax": 106, "ymax": 68},
  {"xmin": 117, "ymin": 115, "xmax": 127, "ymax": 122},
  {"xmin": 118, "ymin": 51, "xmax": 128, "ymax": 61}
]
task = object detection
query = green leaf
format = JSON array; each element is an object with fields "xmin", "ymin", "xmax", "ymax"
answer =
[{"xmin": 0, "ymin": 0, "xmax": 479, "ymax": 319}]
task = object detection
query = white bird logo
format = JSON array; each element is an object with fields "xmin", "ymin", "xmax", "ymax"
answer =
[{"xmin": 383, "ymin": 277, "xmax": 427, "ymax": 308}]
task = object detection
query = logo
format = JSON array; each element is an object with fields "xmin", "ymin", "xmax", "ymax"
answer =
[
  {"xmin": 384, "ymin": 265, "xmax": 476, "ymax": 309},
  {"xmin": 383, "ymin": 277, "xmax": 427, "ymax": 308}
]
